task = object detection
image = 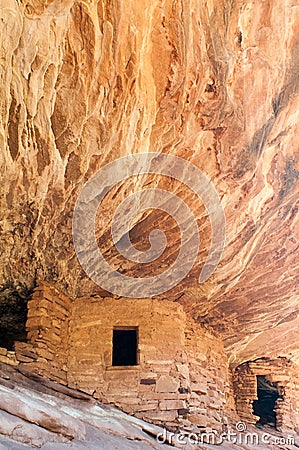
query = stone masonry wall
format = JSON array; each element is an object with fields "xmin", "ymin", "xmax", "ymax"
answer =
[
  {"xmin": 3, "ymin": 284, "xmax": 235, "ymax": 431},
  {"xmin": 4, "ymin": 284, "xmax": 299, "ymax": 434},
  {"xmin": 14, "ymin": 282, "xmax": 71, "ymax": 384},
  {"xmin": 67, "ymin": 296, "xmax": 231, "ymax": 431},
  {"xmin": 233, "ymin": 358, "xmax": 299, "ymax": 434},
  {"xmin": 185, "ymin": 324, "xmax": 231, "ymax": 431}
]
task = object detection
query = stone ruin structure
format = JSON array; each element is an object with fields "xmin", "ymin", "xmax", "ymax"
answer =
[
  {"xmin": 234, "ymin": 358, "xmax": 299, "ymax": 434},
  {"xmin": 1, "ymin": 282, "xmax": 298, "ymax": 435}
]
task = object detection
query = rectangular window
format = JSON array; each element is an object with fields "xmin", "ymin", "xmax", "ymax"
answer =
[{"xmin": 112, "ymin": 327, "xmax": 138, "ymax": 366}]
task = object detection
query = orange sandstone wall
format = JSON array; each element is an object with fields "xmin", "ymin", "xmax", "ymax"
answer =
[
  {"xmin": 15, "ymin": 282, "xmax": 71, "ymax": 384},
  {"xmin": 67, "ymin": 296, "xmax": 232, "ymax": 430},
  {"xmin": 185, "ymin": 323, "xmax": 232, "ymax": 430},
  {"xmin": 233, "ymin": 358, "xmax": 299, "ymax": 434}
]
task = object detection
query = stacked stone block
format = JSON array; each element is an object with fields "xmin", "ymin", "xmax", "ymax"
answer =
[
  {"xmin": 15, "ymin": 282, "xmax": 71, "ymax": 384},
  {"xmin": 184, "ymin": 324, "xmax": 230, "ymax": 432},
  {"xmin": 233, "ymin": 357, "xmax": 299, "ymax": 433}
]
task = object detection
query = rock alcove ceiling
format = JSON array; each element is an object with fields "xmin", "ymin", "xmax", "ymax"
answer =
[{"xmin": 0, "ymin": 0, "xmax": 298, "ymax": 366}]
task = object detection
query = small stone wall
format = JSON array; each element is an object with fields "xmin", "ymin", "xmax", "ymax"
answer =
[
  {"xmin": 233, "ymin": 357, "xmax": 299, "ymax": 433},
  {"xmin": 14, "ymin": 283, "xmax": 71, "ymax": 384},
  {"xmin": 67, "ymin": 296, "xmax": 231, "ymax": 431},
  {"xmin": 184, "ymin": 323, "xmax": 230, "ymax": 430}
]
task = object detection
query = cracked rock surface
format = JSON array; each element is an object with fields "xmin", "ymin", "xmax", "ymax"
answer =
[{"xmin": 0, "ymin": 0, "xmax": 298, "ymax": 366}]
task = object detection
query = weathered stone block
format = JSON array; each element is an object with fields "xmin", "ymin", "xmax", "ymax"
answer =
[
  {"xmin": 0, "ymin": 355, "xmax": 19, "ymax": 366},
  {"xmin": 189, "ymin": 414, "xmax": 208, "ymax": 427},
  {"xmin": 142, "ymin": 410, "xmax": 178, "ymax": 421},
  {"xmin": 159, "ymin": 400, "xmax": 185, "ymax": 410},
  {"xmin": 155, "ymin": 375, "xmax": 180, "ymax": 393},
  {"xmin": 190, "ymin": 382, "xmax": 208, "ymax": 394},
  {"xmin": 176, "ymin": 363, "xmax": 189, "ymax": 379}
]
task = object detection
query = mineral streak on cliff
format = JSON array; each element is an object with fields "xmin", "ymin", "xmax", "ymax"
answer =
[{"xmin": 0, "ymin": 0, "xmax": 298, "ymax": 365}]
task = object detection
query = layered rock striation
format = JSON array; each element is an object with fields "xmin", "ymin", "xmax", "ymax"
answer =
[{"xmin": 0, "ymin": 0, "xmax": 298, "ymax": 366}]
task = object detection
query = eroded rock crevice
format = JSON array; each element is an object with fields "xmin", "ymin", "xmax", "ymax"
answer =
[{"xmin": 0, "ymin": 283, "xmax": 33, "ymax": 350}]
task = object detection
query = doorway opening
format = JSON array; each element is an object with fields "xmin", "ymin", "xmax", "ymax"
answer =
[
  {"xmin": 112, "ymin": 327, "xmax": 138, "ymax": 366},
  {"xmin": 253, "ymin": 375, "xmax": 279, "ymax": 427}
]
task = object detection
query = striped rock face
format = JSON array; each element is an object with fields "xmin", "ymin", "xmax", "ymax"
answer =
[{"xmin": 0, "ymin": 0, "xmax": 298, "ymax": 365}]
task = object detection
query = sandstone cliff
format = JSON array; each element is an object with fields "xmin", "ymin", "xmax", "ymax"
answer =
[{"xmin": 0, "ymin": 0, "xmax": 298, "ymax": 365}]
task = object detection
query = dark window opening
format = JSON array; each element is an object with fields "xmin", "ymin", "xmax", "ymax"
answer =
[
  {"xmin": 253, "ymin": 375, "xmax": 280, "ymax": 428},
  {"xmin": 112, "ymin": 327, "xmax": 138, "ymax": 366}
]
